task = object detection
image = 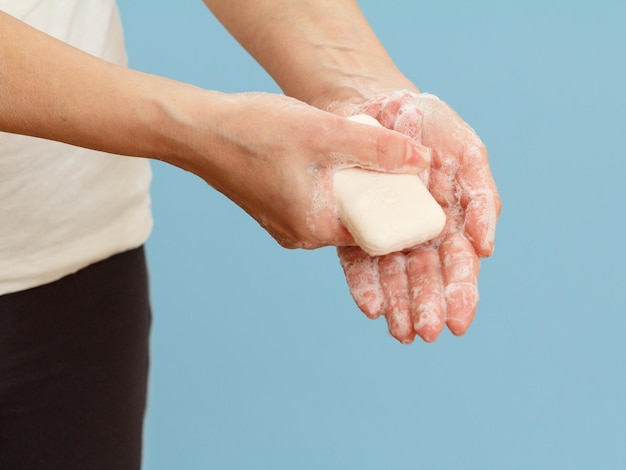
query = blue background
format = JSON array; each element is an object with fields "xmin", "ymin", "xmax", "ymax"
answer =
[{"xmin": 117, "ymin": 1, "xmax": 626, "ymax": 468}]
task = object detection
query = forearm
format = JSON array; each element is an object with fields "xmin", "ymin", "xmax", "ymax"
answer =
[
  {"xmin": 203, "ymin": 0, "xmax": 417, "ymax": 110},
  {"xmin": 0, "ymin": 10, "xmax": 212, "ymax": 169}
]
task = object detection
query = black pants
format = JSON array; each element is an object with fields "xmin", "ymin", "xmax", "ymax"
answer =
[{"xmin": 0, "ymin": 247, "xmax": 151, "ymax": 470}]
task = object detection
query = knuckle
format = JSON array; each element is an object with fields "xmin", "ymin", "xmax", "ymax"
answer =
[{"xmin": 375, "ymin": 131, "xmax": 390, "ymax": 160}]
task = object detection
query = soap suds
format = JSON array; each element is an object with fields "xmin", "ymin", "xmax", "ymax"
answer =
[
  {"xmin": 337, "ymin": 246, "xmax": 384, "ymax": 318},
  {"xmin": 333, "ymin": 91, "xmax": 499, "ymax": 341}
]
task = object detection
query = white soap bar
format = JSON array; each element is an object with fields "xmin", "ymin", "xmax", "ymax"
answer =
[{"xmin": 333, "ymin": 114, "xmax": 446, "ymax": 256}]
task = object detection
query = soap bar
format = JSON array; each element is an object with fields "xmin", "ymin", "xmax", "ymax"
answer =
[{"xmin": 333, "ymin": 114, "xmax": 446, "ymax": 256}]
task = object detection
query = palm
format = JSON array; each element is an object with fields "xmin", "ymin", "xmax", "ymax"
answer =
[{"xmin": 336, "ymin": 91, "xmax": 501, "ymax": 343}]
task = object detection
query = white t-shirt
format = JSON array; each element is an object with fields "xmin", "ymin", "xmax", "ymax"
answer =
[{"xmin": 0, "ymin": 0, "xmax": 153, "ymax": 295}]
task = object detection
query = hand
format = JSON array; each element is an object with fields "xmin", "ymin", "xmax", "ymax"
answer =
[
  {"xmin": 178, "ymin": 91, "xmax": 431, "ymax": 250},
  {"xmin": 334, "ymin": 91, "xmax": 501, "ymax": 344}
]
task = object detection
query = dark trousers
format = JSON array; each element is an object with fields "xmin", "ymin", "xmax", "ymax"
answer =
[{"xmin": 0, "ymin": 247, "xmax": 151, "ymax": 470}]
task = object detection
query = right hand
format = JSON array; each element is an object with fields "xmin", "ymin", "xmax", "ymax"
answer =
[{"xmin": 180, "ymin": 91, "xmax": 431, "ymax": 249}]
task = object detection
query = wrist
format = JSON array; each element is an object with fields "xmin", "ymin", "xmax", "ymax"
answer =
[
  {"xmin": 287, "ymin": 55, "xmax": 419, "ymax": 114},
  {"xmin": 131, "ymin": 76, "xmax": 229, "ymax": 175}
]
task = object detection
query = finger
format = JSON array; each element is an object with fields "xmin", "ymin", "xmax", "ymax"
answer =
[
  {"xmin": 392, "ymin": 106, "xmax": 423, "ymax": 141},
  {"xmin": 337, "ymin": 117, "xmax": 431, "ymax": 172},
  {"xmin": 378, "ymin": 252, "xmax": 415, "ymax": 344},
  {"xmin": 457, "ymin": 142, "xmax": 502, "ymax": 257},
  {"xmin": 439, "ymin": 232, "xmax": 481, "ymax": 336},
  {"xmin": 377, "ymin": 92, "xmax": 424, "ymax": 141},
  {"xmin": 337, "ymin": 246, "xmax": 384, "ymax": 319},
  {"xmin": 406, "ymin": 247, "xmax": 446, "ymax": 342},
  {"xmin": 354, "ymin": 95, "xmax": 387, "ymax": 118},
  {"xmin": 427, "ymin": 149, "xmax": 460, "ymax": 209}
]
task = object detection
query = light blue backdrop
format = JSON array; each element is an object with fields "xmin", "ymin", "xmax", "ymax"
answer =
[{"xmin": 116, "ymin": 1, "xmax": 626, "ymax": 468}]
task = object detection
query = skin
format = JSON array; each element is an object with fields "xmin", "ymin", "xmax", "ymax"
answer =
[
  {"xmin": 204, "ymin": 0, "xmax": 501, "ymax": 343},
  {"xmin": 1, "ymin": 0, "xmax": 500, "ymax": 343},
  {"xmin": 338, "ymin": 92, "xmax": 500, "ymax": 343},
  {"xmin": 0, "ymin": 9, "xmax": 427, "ymax": 248}
]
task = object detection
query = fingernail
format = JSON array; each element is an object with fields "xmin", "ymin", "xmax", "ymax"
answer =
[{"xmin": 407, "ymin": 142, "xmax": 431, "ymax": 169}]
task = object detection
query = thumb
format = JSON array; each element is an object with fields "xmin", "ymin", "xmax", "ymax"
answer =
[{"xmin": 344, "ymin": 114, "xmax": 431, "ymax": 173}]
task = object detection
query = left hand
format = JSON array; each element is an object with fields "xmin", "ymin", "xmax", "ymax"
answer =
[{"xmin": 332, "ymin": 90, "xmax": 501, "ymax": 344}]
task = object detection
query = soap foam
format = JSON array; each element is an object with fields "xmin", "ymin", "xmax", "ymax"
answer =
[{"xmin": 335, "ymin": 92, "xmax": 499, "ymax": 339}]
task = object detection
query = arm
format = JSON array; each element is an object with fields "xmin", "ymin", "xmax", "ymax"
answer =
[
  {"xmin": 204, "ymin": 0, "xmax": 501, "ymax": 343},
  {"xmin": 203, "ymin": 0, "xmax": 417, "ymax": 107},
  {"xmin": 0, "ymin": 10, "xmax": 428, "ymax": 250},
  {"xmin": 0, "ymin": 10, "xmax": 181, "ymax": 162}
]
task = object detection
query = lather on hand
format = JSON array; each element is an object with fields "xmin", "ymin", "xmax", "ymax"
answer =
[{"xmin": 336, "ymin": 91, "xmax": 501, "ymax": 344}]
